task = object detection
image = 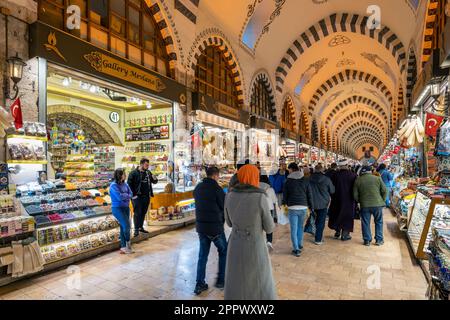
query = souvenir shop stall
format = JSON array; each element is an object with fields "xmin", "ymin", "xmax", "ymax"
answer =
[
  {"xmin": 298, "ymin": 137, "xmax": 312, "ymax": 166},
  {"xmin": 0, "ymin": 22, "xmax": 193, "ymax": 282},
  {"xmin": 191, "ymin": 93, "xmax": 248, "ymax": 190},
  {"xmin": 326, "ymin": 150, "xmax": 337, "ymax": 167},
  {"xmin": 279, "ymin": 129, "xmax": 298, "ymax": 164},
  {"xmin": 310, "ymin": 144, "xmax": 320, "ymax": 166},
  {"xmin": 249, "ymin": 116, "xmax": 279, "ymax": 173}
]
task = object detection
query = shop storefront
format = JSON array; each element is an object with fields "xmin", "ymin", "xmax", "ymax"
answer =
[
  {"xmin": 298, "ymin": 137, "xmax": 312, "ymax": 166},
  {"xmin": 280, "ymin": 129, "xmax": 298, "ymax": 164},
  {"xmin": 1, "ymin": 21, "xmax": 192, "ymax": 276},
  {"xmin": 249, "ymin": 116, "xmax": 278, "ymax": 173},
  {"xmin": 191, "ymin": 92, "xmax": 248, "ymax": 189}
]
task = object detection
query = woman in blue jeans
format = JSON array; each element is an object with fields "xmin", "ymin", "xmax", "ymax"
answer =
[
  {"xmin": 110, "ymin": 168, "xmax": 134, "ymax": 254},
  {"xmin": 282, "ymin": 163, "xmax": 313, "ymax": 257}
]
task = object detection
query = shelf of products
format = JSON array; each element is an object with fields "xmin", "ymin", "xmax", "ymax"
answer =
[
  {"xmin": 427, "ymin": 228, "xmax": 450, "ymax": 300},
  {"xmin": 93, "ymin": 146, "xmax": 115, "ymax": 181},
  {"xmin": 407, "ymin": 191, "xmax": 450, "ymax": 259},
  {"xmin": 7, "ymin": 135, "xmax": 48, "ymax": 141},
  {"xmin": 147, "ymin": 198, "xmax": 195, "ymax": 226},
  {"xmin": 125, "ymin": 124, "xmax": 170, "ymax": 142},
  {"xmin": 125, "ymin": 114, "xmax": 172, "ymax": 128},
  {"xmin": 0, "ymin": 194, "xmax": 35, "ymax": 239}
]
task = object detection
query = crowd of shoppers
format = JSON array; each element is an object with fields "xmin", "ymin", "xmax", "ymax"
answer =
[{"xmin": 107, "ymin": 156, "xmax": 391, "ymax": 300}]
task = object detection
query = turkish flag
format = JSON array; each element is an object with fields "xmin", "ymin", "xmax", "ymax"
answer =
[
  {"xmin": 9, "ymin": 98, "xmax": 23, "ymax": 129},
  {"xmin": 425, "ymin": 112, "xmax": 444, "ymax": 137},
  {"xmin": 393, "ymin": 146, "xmax": 400, "ymax": 155}
]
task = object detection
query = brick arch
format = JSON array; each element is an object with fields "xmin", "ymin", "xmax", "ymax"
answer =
[
  {"xmin": 324, "ymin": 96, "xmax": 389, "ymax": 127},
  {"xmin": 421, "ymin": 0, "xmax": 441, "ymax": 66},
  {"xmin": 309, "ymin": 69, "xmax": 393, "ymax": 113},
  {"xmin": 299, "ymin": 111, "xmax": 310, "ymax": 138},
  {"xmin": 393, "ymin": 84, "xmax": 405, "ymax": 129},
  {"xmin": 47, "ymin": 105, "xmax": 123, "ymax": 145},
  {"xmin": 340, "ymin": 123, "xmax": 384, "ymax": 144},
  {"xmin": 320, "ymin": 127, "xmax": 326, "ymax": 145},
  {"xmin": 330, "ymin": 107, "xmax": 386, "ymax": 133},
  {"xmin": 275, "ymin": 13, "xmax": 407, "ymax": 92},
  {"xmin": 248, "ymin": 70, "xmax": 277, "ymax": 119},
  {"xmin": 188, "ymin": 30, "xmax": 245, "ymax": 105},
  {"xmin": 281, "ymin": 95, "xmax": 297, "ymax": 130},
  {"xmin": 406, "ymin": 46, "xmax": 418, "ymax": 102},
  {"xmin": 144, "ymin": 0, "xmax": 180, "ymax": 71},
  {"xmin": 311, "ymin": 119, "xmax": 319, "ymax": 142}
]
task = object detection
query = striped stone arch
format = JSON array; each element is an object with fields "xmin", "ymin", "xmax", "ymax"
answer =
[
  {"xmin": 249, "ymin": 70, "xmax": 277, "ymax": 119},
  {"xmin": 309, "ymin": 69, "xmax": 393, "ymax": 112},
  {"xmin": 393, "ymin": 84, "xmax": 405, "ymax": 129},
  {"xmin": 342, "ymin": 131, "xmax": 384, "ymax": 150},
  {"xmin": 421, "ymin": 0, "xmax": 440, "ymax": 66},
  {"xmin": 329, "ymin": 107, "xmax": 386, "ymax": 132},
  {"xmin": 340, "ymin": 122, "xmax": 385, "ymax": 143},
  {"xmin": 334, "ymin": 111, "xmax": 387, "ymax": 135},
  {"xmin": 145, "ymin": 0, "xmax": 179, "ymax": 70},
  {"xmin": 275, "ymin": 13, "xmax": 407, "ymax": 92},
  {"xmin": 189, "ymin": 33, "xmax": 245, "ymax": 105},
  {"xmin": 320, "ymin": 127, "xmax": 326, "ymax": 145},
  {"xmin": 324, "ymin": 96, "xmax": 389, "ymax": 127},
  {"xmin": 311, "ymin": 119, "xmax": 319, "ymax": 142},
  {"xmin": 281, "ymin": 95, "xmax": 297, "ymax": 130},
  {"xmin": 299, "ymin": 111, "xmax": 310, "ymax": 138},
  {"xmin": 327, "ymin": 130, "xmax": 332, "ymax": 148},
  {"xmin": 406, "ymin": 46, "xmax": 418, "ymax": 101},
  {"xmin": 351, "ymin": 138, "xmax": 381, "ymax": 152}
]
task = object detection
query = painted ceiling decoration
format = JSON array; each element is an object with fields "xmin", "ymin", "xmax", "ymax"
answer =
[
  {"xmin": 241, "ymin": 0, "xmax": 286, "ymax": 52},
  {"xmin": 360, "ymin": 52, "xmax": 398, "ymax": 86},
  {"xmin": 336, "ymin": 58, "xmax": 355, "ymax": 68},
  {"xmin": 328, "ymin": 35, "xmax": 351, "ymax": 47},
  {"xmin": 275, "ymin": 13, "xmax": 407, "ymax": 93},
  {"xmin": 294, "ymin": 58, "xmax": 328, "ymax": 95}
]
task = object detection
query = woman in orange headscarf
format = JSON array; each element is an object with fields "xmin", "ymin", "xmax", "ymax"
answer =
[{"xmin": 224, "ymin": 164, "xmax": 276, "ymax": 300}]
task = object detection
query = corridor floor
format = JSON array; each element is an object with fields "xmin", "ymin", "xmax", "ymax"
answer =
[{"xmin": 0, "ymin": 209, "xmax": 428, "ymax": 300}]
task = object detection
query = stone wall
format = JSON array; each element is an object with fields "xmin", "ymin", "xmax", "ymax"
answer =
[{"xmin": 0, "ymin": 0, "xmax": 38, "ymax": 123}]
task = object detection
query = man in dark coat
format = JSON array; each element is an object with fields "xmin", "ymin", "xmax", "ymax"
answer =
[
  {"xmin": 328, "ymin": 159, "xmax": 357, "ymax": 241},
  {"xmin": 193, "ymin": 166, "xmax": 227, "ymax": 295},
  {"xmin": 127, "ymin": 158, "xmax": 158, "ymax": 237}
]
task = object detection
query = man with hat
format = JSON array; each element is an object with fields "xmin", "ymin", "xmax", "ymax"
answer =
[
  {"xmin": 353, "ymin": 166, "xmax": 388, "ymax": 246},
  {"xmin": 328, "ymin": 159, "xmax": 357, "ymax": 241}
]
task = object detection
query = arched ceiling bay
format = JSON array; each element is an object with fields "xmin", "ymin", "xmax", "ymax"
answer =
[{"xmin": 198, "ymin": 0, "xmax": 422, "ymax": 158}]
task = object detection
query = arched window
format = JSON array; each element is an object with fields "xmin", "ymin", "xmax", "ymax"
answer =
[
  {"xmin": 281, "ymin": 100, "xmax": 295, "ymax": 132},
  {"xmin": 38, "ymin": 0, "xmax": 171, "ymax": 77},
  {"xmin": 251, "ymin": 79, "xmax": 274, "ymax": 120},
  {"xmin": 195, "ymin": 46, "xmax": 240, "ymax": 108},
  {"xmin": 299, "ymin": 112, "xmax": 309, "ymax": 137}
]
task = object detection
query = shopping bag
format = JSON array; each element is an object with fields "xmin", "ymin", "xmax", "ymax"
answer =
[
  {"xmin": 278, "ymin": 206, "xmax": 289, "ymax": 225},
  {"xmin": 304, "ymin": 210, "xmax": 316, "ymax": 235}
]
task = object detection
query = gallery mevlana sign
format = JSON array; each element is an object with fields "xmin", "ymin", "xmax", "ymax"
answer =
[
  {"xmin": 83, "ymin": 51, "xmax": 166, "ymax": 92},
  {"xmin": 29, "ymin": 21, "xmax": 186, "ymax": 103},
  {"xmin": 192, "ymin": 92, "xmax": 249, "ymax": 124}
]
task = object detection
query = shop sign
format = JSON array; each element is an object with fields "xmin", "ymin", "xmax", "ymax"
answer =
[
  {"xmin": 192, "ymin": 92, "xmax": 249, "ymax": 124},
  {"xmin": 29, "ymin": 22, "xmax": 186, "ymax": 104},
  {"xmin": 109, "ymin": 111, "xmax": 120, "ymax": 123},
  {"xmin": 250, "ymin": 115, "xmax": 278, "ymax": 131}
]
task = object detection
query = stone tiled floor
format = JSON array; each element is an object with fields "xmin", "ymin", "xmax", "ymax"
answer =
[{"xmin": 0, "ymin": 209, "xmax": 428, "ymax": 300}]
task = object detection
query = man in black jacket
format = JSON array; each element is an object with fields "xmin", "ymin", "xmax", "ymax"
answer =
[
  {"xmin": 127, "ymin": 158, "xmax": 158, "ymax": 237},
  {"xmin": 193, "ymin": 166, "xmax": 227, "ymax": 295}
]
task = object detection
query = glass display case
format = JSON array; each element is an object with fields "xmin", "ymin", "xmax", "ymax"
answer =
[{"xmin": 408, "ymin": 191, "xmax": 450, "ymax": 259}]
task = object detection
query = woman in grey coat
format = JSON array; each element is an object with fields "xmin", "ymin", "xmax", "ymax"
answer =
[{"xmin": 224, "ymin": 164, "xmax": 277, "ymax": 300}]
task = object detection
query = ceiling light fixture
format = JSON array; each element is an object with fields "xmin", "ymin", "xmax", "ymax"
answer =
[
  {"xmin": 89, "ymin": 85, "xmax": 97, "ymax": 93},
  {"xmin": 62, "ymin": 77, "xmax": 70, "ymax": 87},
  {"xmin": 146, "ymin": 101, "xmax": 152, "ymax": 109}
]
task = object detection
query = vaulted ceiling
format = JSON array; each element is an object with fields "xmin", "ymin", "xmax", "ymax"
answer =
[{"xmin": 197, "ymin": 0, "xmax": 425, "ymax": 159}]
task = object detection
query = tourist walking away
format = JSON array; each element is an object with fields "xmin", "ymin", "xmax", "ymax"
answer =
[
  {"xmin": 328, "ymin": 159, "xmax": 357, "ymax": 241},
  {"xmin": 224, "ymin": 164, "xmax": 276, "ymax": 300},
  {"xmin": 260, "ymin": 172, "xmax": 279, "ymax": 252},
  {"xmin": 282, "ymin": 163, "xmax": 313, "ymax": 257},
  {"xmin": 269, "ymin": 161, "xmax": 288, "ymax": 206},
  {"xmin": 377, "ymin": 164, "xmax": 394, "ymax": 207},
  {"xmin": 353, "ymin": 166, "xmax": 388, "ymax": 246},
  {"xmin": 326, "ymin": 163, "xmax": 338, "ymax": 181},
  {"xmin": 193, "ymin": 166, "xmax": 227, "ymax": 295},
  {"xmin": 229, "ymin": 159, "xmax": 249, "ymax": 191},
  {"xmin": 128, "ymin": 158, "xmax": 158, "ymax": 237},
  {"xmin": 309, "ymin": 164, "xmax": 335, "ymax": 245},
  {"xmin": 110, "ymin": 168, "xmax": 134, "ymax": 254}
]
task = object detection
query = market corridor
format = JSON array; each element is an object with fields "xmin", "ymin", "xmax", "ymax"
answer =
[{"xmin": 0, "ymin": 209, "xmax": 427, "ymax": 300}]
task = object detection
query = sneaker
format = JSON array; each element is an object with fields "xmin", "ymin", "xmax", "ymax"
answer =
[
  {"xmin": 334, "ymin": 231, "xmax": 341, "ymax": 239},
  {"xmin": 194, "ymin": 283, "xmax": 208, "ymax": 295},
  {"xmin": 215, "ymin": 281, "xmax": 224, "ymax": 289},
  {"xmin": 120, "ymin": 247, "xmax": 134, "ymax": 254},
  {"xmin": 294, "ymin": 250, "xmax": 301, "ymax": 257},
  {"xmin": 139, "ymin": 228, "xmax": 150, "ymax": 234},
  {"xmin": 314, "ymin": 241, "xmax": 324, "ymax": 245},
  {"xmin": 375, "ymin": 241, "xmax": 384, "ymax": 246},
  {"xmin": 341, "ymin": 235, "xmax": 352, "ymax": 241},
  {"xmin": 267, "ymin": 242, "xmax": 274, "ymax": 253},
  {"xmin": 364, "ymin": 240, "xmax": 371, "ymax": 246},
  {"xmin": 133, "ymin": 230, "xmax": 139, "ymax": 237}
]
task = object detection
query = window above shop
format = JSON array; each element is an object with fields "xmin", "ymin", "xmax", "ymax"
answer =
[
  {"xmin": 38, "ymin": 0, "xmax": 171, "ymax": 78},
  {"xmin": 281, "ymin": 99, "xmax": 295, "ymax": 132},
  {"xmin": 195, "ymin": 46, "xmax": 240, "ymax": 109},
  {"xmin": 251, "ymin": 78, "xmax": 274, "ymax": 121}
]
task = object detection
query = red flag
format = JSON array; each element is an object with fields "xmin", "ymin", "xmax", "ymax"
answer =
[
  {"xmin": 425, "ymin": 112, "xmax": 444, "ymax": 137},
  {"xmin": 9, "ymin": 98, "xmax": 23, "ymax": 129}
]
